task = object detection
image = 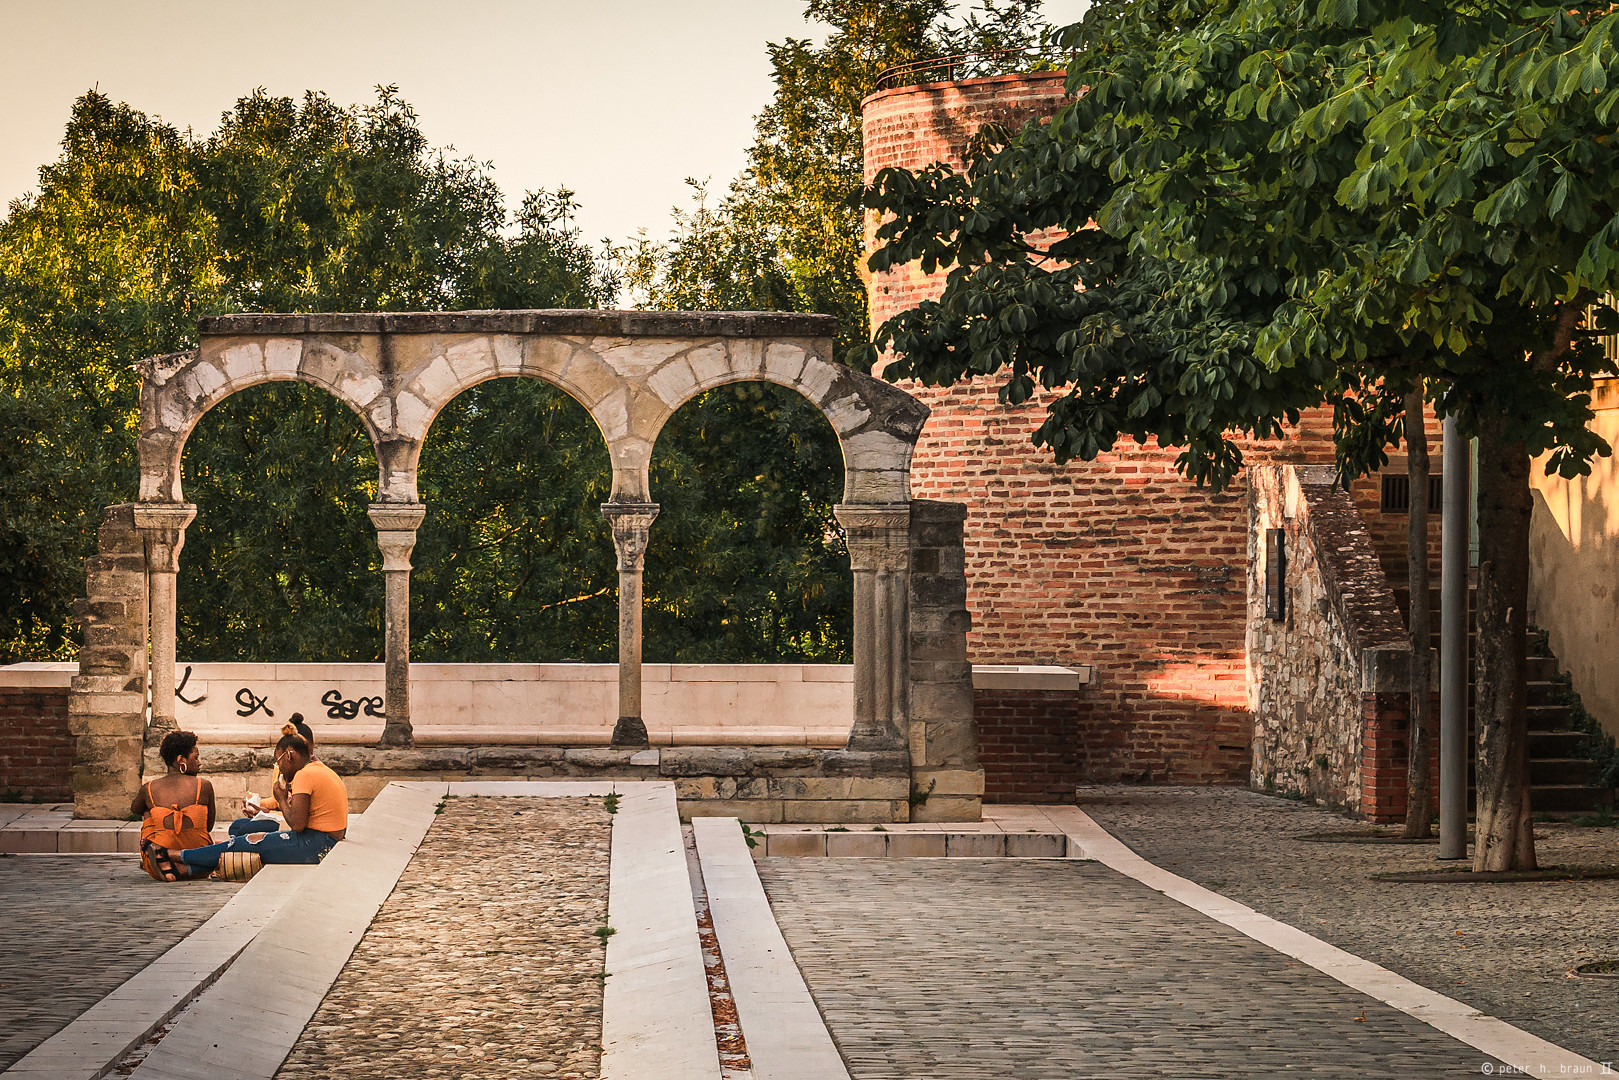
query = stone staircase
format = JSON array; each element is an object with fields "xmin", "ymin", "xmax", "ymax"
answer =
[{"xmin": 1394, "ymin": 585, "xmax": 1615, "ymax": 817}]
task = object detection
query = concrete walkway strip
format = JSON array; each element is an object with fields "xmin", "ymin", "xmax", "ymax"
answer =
[
  {"xmin": 0, "ymin": 864, "xmax": 307, "ymax": 1080},
  {"xmin": 602, "ymin": 784, "xmax": 722, "ymax": 1080},
  {"xmin": 693, "ymin": 817, "xmax": 850, "ymax": 1080},
  {"xmin": 124, "ymin": 781, "xmax": 448, "ymax": 1080},
  {"xmin": 1043, "ymin": 806, "xmax": 1606, "ymax": 1077}
]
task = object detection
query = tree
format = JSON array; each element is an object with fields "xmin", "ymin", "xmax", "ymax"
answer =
[
  {"xmin": 865, "ymin": 0, "xmax": 1619, "ymax": 869},
  {"xmin": 0, "ymin": 87, "xmax": 619, "ymax": 664}
]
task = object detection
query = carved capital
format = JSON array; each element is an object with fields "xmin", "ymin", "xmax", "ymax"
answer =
[
  {"xmin": 132, "ymin": 503, "xmax": 198, "ymax": 574},
  {"xmin": 369, "ymin": 502, "xmax": 427, "ymax": 572},
  {"xmin": 834, "ymin": 503, "xmax": 911, "ymax": 573},
  {"xmin": 602, "ymin": 502, "xmax": 660, "ymax": 572}
]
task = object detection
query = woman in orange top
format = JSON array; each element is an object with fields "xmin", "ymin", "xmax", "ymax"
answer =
[
  {"xmin": 151, "ymin": 732, "xmax": 346, "ymax": 876},
  {"xmin": 133, "ymin": 730, "xmax": 216, "ymax": 881}
]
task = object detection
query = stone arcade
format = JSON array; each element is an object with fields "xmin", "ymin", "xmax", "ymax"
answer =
[{"xmin": 67, "ymin": 311, "xmax": 984, "ymax": 823}]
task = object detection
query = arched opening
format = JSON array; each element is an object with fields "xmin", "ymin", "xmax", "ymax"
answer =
[
  {"xmin": 178, "ymin": 382, "xmax": 381, "ymax": 660},
  {"xmin": 412, "ymin": 377, "xmax": 616, "ymax": 661},
  {"xmin": 646, "ymin": 381, "xmax": 850, "ymax": 663}
]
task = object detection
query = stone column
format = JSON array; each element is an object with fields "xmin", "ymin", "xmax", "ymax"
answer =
[
  {"xmin": 602, "ymin": 502, "xmax": 660, "ymax": 748},
  {"xmin": 369, "ymin": 503, "xmax": 427, "ymax": 748},
  {"xmin": 131, "ymin": 503, "xmax": 197, "ymax": 746},
  {"xmin": 835, "ymin": 504, "xmax": 912, "ymax": 751}
]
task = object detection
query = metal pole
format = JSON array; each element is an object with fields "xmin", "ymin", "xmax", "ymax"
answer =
[{"xmin": 1439, "ymin": 417, "xmax": 1470, "ymax": 859}]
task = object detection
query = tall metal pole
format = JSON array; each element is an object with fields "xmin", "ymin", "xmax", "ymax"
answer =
[{"xmin": 1439, "ymin": 417, "xmax": 1470, "ymax": 859}]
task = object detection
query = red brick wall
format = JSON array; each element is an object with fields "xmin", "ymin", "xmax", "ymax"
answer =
[
  {"xmin": 0, "ymin": 687, "xmax": 74, "ymax": 801},
  {"xmin": 975, "ymin": 688, "xmax": 1079, "ymax": 803},
  {"xmin": 1360, "ymin": 691, "xmax": 1441, "ymax": 824},
  {"xmin": 865, "ymin": 72, "xmax": 1342, "ymax": 785}
]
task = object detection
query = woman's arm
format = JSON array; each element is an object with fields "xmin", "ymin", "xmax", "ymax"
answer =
[
  {"xmin": 130, "ymin": 785, "xmax": 149, "ymax": 818},
  {"xmin": 284, "ymin": 792, "xmax": 311, "ymax": 833},
  {"xmin": 202, "ymin": 780, "xmax": 216, "ymax": 830}
]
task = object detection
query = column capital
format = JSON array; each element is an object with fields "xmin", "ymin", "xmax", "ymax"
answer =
[
  {"xmin": 834, "ymin": 503, "xmax": 911, "ymax": 573},
  {"xmin": 369, "ymin": 502, "xmax": 427, "ymax": 573},
  {"xmin": 133, "ymin": 503, "xmax": 198, "ymax": 574},
  {"xmin": 602, "ymin": 502, "xmax": 660, "ymax": 572}
]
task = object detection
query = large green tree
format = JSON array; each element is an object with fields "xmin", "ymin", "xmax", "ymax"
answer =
[{"xmin": 866, "ymin": 0, "xmax": 1619, "ymax": 869}]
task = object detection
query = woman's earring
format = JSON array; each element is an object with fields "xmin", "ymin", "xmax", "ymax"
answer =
[{"xmin": 179, "ymin": 762, "xmax": 188, "ymax": 774}]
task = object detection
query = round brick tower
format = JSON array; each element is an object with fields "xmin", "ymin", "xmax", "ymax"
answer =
[{"xmin": 863, "ymin": 70, "xmax": 1344, "ymax": 793}]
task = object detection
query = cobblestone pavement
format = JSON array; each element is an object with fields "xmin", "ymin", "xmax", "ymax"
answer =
[
  {"xmin": 0, "ymin": 854, "xmax": 241, "ymax": 1070},
  {"xmin": 1082, "ymin": 785, "xmax": 1619, "ymax": 1066},
  {"xmin": 759, "ymin": 858, "xmax": 1512, "ymax": 1079},
  {"xmin": 277, "ymin": 796, "xmax": 613, "ymax": 1080}
]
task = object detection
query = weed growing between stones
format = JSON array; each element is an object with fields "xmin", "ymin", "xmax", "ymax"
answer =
[
  {"xmin": 603, "ymin": 792, "xmax": 620, "ymax": 815},
  {"xmin": 908, "ymin": 778, "xmax": 937, "ymax": 809},
  {"xmin": 594, "ymin": 926, "xmax": 617, "ymax": 943},
  {"xmin": 739, "ymin": 823, "xmax": 762, "ymax": 849}
]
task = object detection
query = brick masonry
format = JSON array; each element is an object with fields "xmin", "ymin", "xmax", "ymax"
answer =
[
  {"xmin": 0, "ymin": 687, "xmax": 73, "ymax": 801},
  {"xmin": 974, "ymin": 688, "xmax": 1078, "ymax": 803}
]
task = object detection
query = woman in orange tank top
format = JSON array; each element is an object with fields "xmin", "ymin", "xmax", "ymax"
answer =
[{"xmin": 132, "ymin": 730, "xmax": 216, "ymax": 881}]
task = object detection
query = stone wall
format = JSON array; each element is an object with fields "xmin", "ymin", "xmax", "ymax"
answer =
[
  {"xmin": 864, "ymin": 72, "xmax": 1342, "ymax": 786},
  {"xmin": 1248, "ymin": 466, "xmax": 1410, "ymax": 818},
  {"xmin": 0, "ymin": 670, "xmax": 73, "ymax": 801},
  {"xmin": 68, "ymin": 505, "xmax": 150, "ymax": 819},
  {"xmin": 907, "ymin": 500, "xmax": 981, "ymax": 819}
]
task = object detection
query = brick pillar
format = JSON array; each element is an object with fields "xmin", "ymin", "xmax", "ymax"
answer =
[
  {"xmin": 908, "ymin": 500, "xmax": 982, "ymax": 821},
  {"xmin": 69, "ymin": 504, "xmax": 151, "ymax": 819},
  {"xmin": 1359, "ymin": 647, "xmax": 1413, "ymax": 824}
]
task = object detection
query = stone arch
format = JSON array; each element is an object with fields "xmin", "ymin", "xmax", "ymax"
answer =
[
  {"xmin": 138, "ymin": 341, "xmax": 390, "ymax": 504},
  {"xmin": 122, "ymin": 311, "xmax": 932, "ymax": 764}
]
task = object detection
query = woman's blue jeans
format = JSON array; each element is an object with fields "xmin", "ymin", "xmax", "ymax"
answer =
[{"xmin": 178, "ymin": 818, "xmax": 337, "ymax": 872}]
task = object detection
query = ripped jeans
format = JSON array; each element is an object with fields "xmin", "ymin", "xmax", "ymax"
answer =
[{"xmin": 177, "ymin": 817, "xmax": 337, "ymax": 872}]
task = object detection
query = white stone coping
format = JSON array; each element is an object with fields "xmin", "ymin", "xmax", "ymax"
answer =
[
  {"xmin": 1041, "ymin": 806, "xmax": 1605, "ymax": 1078},
  {"xmin": 0, "ymin": 865, "xmax": 307, "ymax": 1080},
  {"xmin": 970, "ymin": 664, "xmax": 1092, "ymax": 691},
  {"xmin": 601, "ymin": 783, "xmax": 723, "ymax": 1080},
  {"xmin": 692, "ymin": 817, "xmax": 850, "ymax": 1080},
  {"xmin": 0, "ymin": 662, "xmax": 74, "ymax": 688}
]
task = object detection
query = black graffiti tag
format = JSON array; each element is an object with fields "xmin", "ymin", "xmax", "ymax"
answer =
[
  {"xmin": 234, "ymin": 687, "xmax": 274, "ymax": 718},
  {"xmin": 321, "ymin": 689, "xmax": 386, "ymax": 720},
  {"xmin": 175, "ymin": 665, "xmax": 205, "ymax": 706}
]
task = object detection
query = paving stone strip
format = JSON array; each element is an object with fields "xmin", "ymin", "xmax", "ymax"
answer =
[
  {"xmin": 0, "ymin": 856, "xmax": 242, "ymax": 1071},
  {"xmin": 1080, "ymin": 786, "xmax": 1619, "ymax": 1065},
  {"xmin": 276, "ymin": 796, "xmax": 612, "ymax": 1079},
  {"xmin": 758, "ymin": 858, "xmax": 1513, "ymax": 1079}
]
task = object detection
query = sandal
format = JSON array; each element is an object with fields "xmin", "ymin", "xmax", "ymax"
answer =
[{"xmin": 141, "ymin": 840, "xmax": 182, "ymax": 882}]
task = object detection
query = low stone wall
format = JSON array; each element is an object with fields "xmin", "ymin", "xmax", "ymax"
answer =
[
  {"xmin": 1248, "ymin": 466, "xmax": 1412, "ymax": 820},
  {"xmin": 160, "ymin": 743, "xmax": 912, "ymax": 823},
  {"xmin": 0, "ymin": 668, "xmax": 74, "ymax": 801},
  {"xmin": 160, "ymin": 662, "xmax": 853, "ymax": 747},
  {"xmin": 973, "ymin": 667, "xmax": 1092, "ymax": 803}
]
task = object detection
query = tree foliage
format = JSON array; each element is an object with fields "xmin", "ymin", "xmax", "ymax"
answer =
[{"xmin": 865, "ymin": 0, "xmax": 1619, "ymax": 868}]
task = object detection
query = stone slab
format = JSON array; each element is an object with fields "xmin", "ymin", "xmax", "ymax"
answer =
[
  {"xmin": 601, "ymin": 783, "xmax": 721, "ymax": 1080},
  {"xmin": 693, "ymin": 817, "xmax": 849, "ymax": 1080}
]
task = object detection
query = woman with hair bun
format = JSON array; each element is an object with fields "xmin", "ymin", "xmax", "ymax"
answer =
[
  {"xmin": 236, "ymin": 715, "xmax": 316, "ymax": 837},
  {"xmin": 133, "ymin": 730, "xmax": 216, "ymax": 881},
  {"xmin": 148, "ymin": 731, "xmax": 347, "ymax": 878}
]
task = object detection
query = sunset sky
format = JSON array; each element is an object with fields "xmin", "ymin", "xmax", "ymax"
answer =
[{"xmin": 0, "ymin": 0, "xmax": 1085, "ymax": 246}]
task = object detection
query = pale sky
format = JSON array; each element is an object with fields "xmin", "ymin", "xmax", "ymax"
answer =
[{"xmin": 0, "ymin": 0, "xmax": 1085, "ymax": 247}]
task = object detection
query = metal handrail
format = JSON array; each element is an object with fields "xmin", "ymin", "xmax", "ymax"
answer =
[{"xmin": 872, "ymin": 45, "xmax": 1068, "ymax": 93}]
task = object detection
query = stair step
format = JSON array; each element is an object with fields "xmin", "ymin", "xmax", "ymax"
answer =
[
  {"xmin": 1531, "ymin": 758, "xmax": 1596, "ymax": 786},
  {"xmin": 1529, "ymin": 730, "xmax": 1590, "ymax": 756},
  {"xmin": 1525, "ymin": 681, "xmax": 1564, "ymax": 707},
  {"xmin": 1525, "ymin": 656, "xmax": 1560, "ymax": 681},
  {"xmin": 1527, "ymin": 703, "xmax": 1574, "ymax": 728},
  {"xmin": 1530, "ymin": 785, "xmax": 1616, "ymax": 813}
]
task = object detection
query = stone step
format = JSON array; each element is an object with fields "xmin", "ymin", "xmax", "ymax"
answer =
[
  {"xmin": 1525, "ymin": 655, "xmax": 1561, "ymax": 681},
  {"xmin": 1531, "ymin": 757, "xmax": 1596, "ymax": 786},
  {"xmin": 1530, "ymin": 785, "xmax": 1616, "ymax": 813},
  {"xmin": 1527, "ymin": 703, "xmax": 1574, "ymax": 729},
  {"xmin": 1526, "ymin": 680, "xmax": 1564, "ymax": 707},
  {"xmin": 1529, "ymin": 729, "xmax": 1591, "ymax": 757},
  {"xmin": 756, "ymin": 829, "xmax": 1072, "ymax": 859}
]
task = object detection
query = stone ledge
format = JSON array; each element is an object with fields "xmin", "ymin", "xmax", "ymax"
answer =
[{"xmin": 198, "ymin": 309, "xmax": 836, "ymax": 339}]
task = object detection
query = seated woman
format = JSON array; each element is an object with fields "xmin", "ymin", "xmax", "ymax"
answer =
[
  {"xmin": 233, "ymin": 716, "xmax": 315, "ymax": 838},
  {"xmin": 149, "ymin": 732, "xmax": 347, "ymax": 877},
  {"xmin": 133, "ymin": 730, "xmax": 216, "ymax": 882}
]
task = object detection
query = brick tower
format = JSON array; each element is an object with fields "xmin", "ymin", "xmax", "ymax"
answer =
[{"xmin": 863, "ymin": 70, "xmax": 1344, "ymax": 792}]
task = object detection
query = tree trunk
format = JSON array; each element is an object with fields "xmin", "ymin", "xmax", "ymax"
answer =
[
  {"xmin": 1402, "ymin": 387, "xmax": 1433, "ymax": 839},
  {"xmin": 1473, "ymin": 412, "xmax": 1536, "ymax": 871}
]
